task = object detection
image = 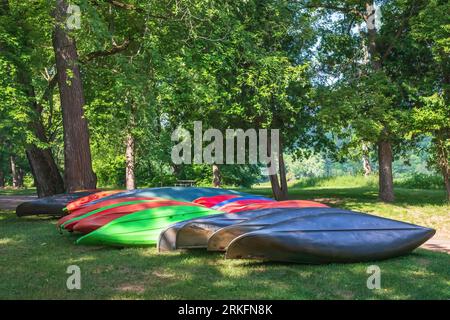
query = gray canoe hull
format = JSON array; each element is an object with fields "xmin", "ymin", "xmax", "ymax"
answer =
[
  {"xmin": 158, "ymin": 208, "xmax": 297, "ymax": 251},
  {"xmin": 207, "ymin": 207, "xmax": 348, "ymax": 251},
  {"xmin": 225, "ymin": 212, "xmax": 435, "ymax": 263}
]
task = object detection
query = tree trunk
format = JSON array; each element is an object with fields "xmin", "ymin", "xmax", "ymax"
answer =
[
  {"xmin": 435, "ymin": 136, "xmax": 450, "ymax": 201},
  {"xmin": 53, "ymin": 0, "xmax": 96, "ymax": 192},
  {"xmin": 378, "ymin": 140, "xmax": 395, "ymax": 202},
  {"xmin": 0, "ymin": 169, "xmax": 4, "ymax": 188},
  {"xmin": 212, "ymin": 164, "xmax": 221, "ymax": 188},
  {"xmin": 366, "ymin": 1, "xmax": 395, "ymax": 202},
  {"xmin": 26, "ymin": 147, "xmax": 65, "ymax": 197},
  {"xmin": 17, "ymin": 168, "xmax": 24, "ymax": 188},
  {"xmin": 365, "ymin": 2, "xmax": 381, "ymax": 70},
  {"xmin": 125, "ymin": 132, "xmax": 135, "ymax": 190},
  {"xmin": 23, "ymin": 76, "xmax": 66, "ymax": 197},
  {"xmin": 362, "ymin": 143, "xmax": 372, "ymax": 176},
  {"xmin": 442, "ymin": 165, "xmax": 450, "ymax": 202},
  {"xmin": 10, "ymin": 156, "xmax": 18, "ymax": 188},
  {"xmin": 267, "ymin": 138, "xmax": 288, "ymax": 200}
]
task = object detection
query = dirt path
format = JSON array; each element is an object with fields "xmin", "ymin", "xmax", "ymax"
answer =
[
  {"xmin": 0, "ymin": 195, "xmax": 448, "ymax": 254},
  {"xmin": 0, "ymin": 195, "xmax": 37, "ymax": 210},
  {"xmin": 421, "ymin": 239, "xmax": 450, "ymax": 254}
]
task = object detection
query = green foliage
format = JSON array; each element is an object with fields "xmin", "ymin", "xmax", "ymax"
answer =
[
  {"xmin": 285, "ymin": 153, "xmax": 326, "ymax": 179},
  {"xmin": 0, "ymin": 0, "xmax": 448, "ymax": 192},
  {"xmin": 292, "ymin": 175, "xmax": 379, "ymax": 189},
  {"xmin": 395, "ymin": 173, "xmax": 445, "ymax": 190}
]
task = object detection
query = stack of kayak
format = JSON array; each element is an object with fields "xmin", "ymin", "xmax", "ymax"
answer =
[{"xmin": 16, "ymin": 187, "xmax": 435, "ymax": 264}]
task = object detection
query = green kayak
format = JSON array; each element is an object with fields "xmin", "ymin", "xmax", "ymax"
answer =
[{"xmin": 76, "ymin": 205, "xmax": 222, "ymax": 247}]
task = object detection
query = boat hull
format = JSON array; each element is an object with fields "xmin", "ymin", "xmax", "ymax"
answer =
[
  {"xmin": 208, "ymin": 207, "xmax": 345, "ymax": 251},
  {"xmin": 16, "ymin": 191, "xmax": 97, "ymax": 217},
  {"xmin": 225, "ymin": 212, "xmax": 436, "ymax": 263},
  {"xmin": 158, "ymin": 209, "xmax": 278, "ymax": 252},
  {"xmin": 218, "ymin": 200, "xmax": 328, "ymax": 213},
  {"xmin": 71, "ymin": 200, "xmax": 198, "ymax": 234},
  {"xmin": 57, "ymin": 197, "xmax": 162, "ymax": 229},
  {"xmin": 79, "ymin": 187, "xmax": 249, "ymax": 209},
  {"xmin": 76, "ymin": 205, "xmax": 222, "ymax": 247}
]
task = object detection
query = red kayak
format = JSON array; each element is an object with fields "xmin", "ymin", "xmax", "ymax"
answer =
[
  {"xmin": 65, "ymin": 190, "xmax": 124, "ymax": 212},
  {"xmin": 192, "ymin": 194, "xmax": 241, "ymax": 207},
  {"xmin": 218, "ymin": 200, "xmax": 329, "ymax": 213},
  {"xmin": 57, "ymin": 197, "xmax": 163, "ymax": 228},
  {"xmin": 214, "ymin": 198, "xmax": 275, "ymax": 211},
  {"xmin": 72, "ymin": 200, "xmax": 201, "ymax": 234}
]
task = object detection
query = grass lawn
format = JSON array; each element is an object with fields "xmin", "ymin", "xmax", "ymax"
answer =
[
  {"xmin": 0, "ymin": 188, "xmax": 37, "ymax": 196},
  {"xmin": 0, "ymin": 184, "xmax": 449, "ymax": 299}
]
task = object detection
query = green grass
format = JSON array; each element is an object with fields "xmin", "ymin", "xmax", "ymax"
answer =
[
  {"xmin": 0, "ymin": 187, "xmax": 36, "ymax": 196},
  {"xmin": 0, "ymin": 181, "xmax": 449, "ymax": 300}
]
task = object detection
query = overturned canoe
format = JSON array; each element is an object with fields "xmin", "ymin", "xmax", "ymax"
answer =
[
  {"xmin": 16, "ymin": 191, "xmax": 98, "ymax": 217},
  {"xmin": 217, "ymin": 200, "xmax": 328, "ymax": 213},
  {"xmin": 57, "ymin": 197, "xmax": 162, "ymax": 229},
  {"xmin": 211, "ymin": 196, "xmax": 274, "ymax": 209},
  {"xmin": 208, "ymin": 207, "xmax": 343, "ymax": 251},
  {"xmin": 225, "ymin": 211, "xmax": 436, "ymax": 264},
  {"xmin": 72, "ymin": 200, "xmax": 201, "ymax": 234},
  {"xmin": 78, "ymin": 187, "xmax": 249, "ymax": 209},
  {"xmin": 158, "ymin": 208, "xmax": 287, "ymax": 252},
  {"xmin": 60, "ymin": 199, "xmax": 183, "ymax": 232},
  {"xmin": 159, "ymin": 206, "xmax": 333, "ymax": 252},
  {"xmin": 65, "ymin": 190, "xmax": 124, "ymax": 212},
  {"xmin": 192, "ymin": 194, "xmax": 241, "ymax": 207},
  {"xmin": 76, "ymin": 205, "xmax": 222, "ymax": 247}
]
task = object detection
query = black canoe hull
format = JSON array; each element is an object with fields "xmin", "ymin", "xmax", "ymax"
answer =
[
  {"xmin": 16, "ymin": 191, "xmax": 96, "ymax": 217},
  {"xmin": 225, "ymin": 212, "xmax": 436, "ymax": 263},
  {"xmin": 226, "ymin": 228, "xmax": 435, "ymax": 263}
]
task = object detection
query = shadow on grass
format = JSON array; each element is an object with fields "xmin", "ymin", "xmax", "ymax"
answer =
[{"xmin": 1, "ymin": 210, "xmax": 449, "ymax": 299}]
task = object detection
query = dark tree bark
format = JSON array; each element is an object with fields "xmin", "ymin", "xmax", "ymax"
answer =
[
  {"xmin": 125, "ymin": 132, "xmax": 135, "ymax": 190},
  {"xmin": 52, "ymin": 0, "xmax": 97, "ymax": 191},
  {"xmin": 434, "ymin": 135, "xmax": 450, "ymax": 201},
  {"xmin": 17, "ymin": 167, "xmax": 24, "ymax": 188},
  {"xmin": 365, "ymin": 1, "xmax": 395, "ymax": 202},
  {"xmin": 267, "ymin": 138, "xmax": 288, "ymax": 200},
  {"xmin": 23, "ymin": 77, "xmax": 66, "ymax": 197},
  {"xmin": 212, "ymin": 164, "xmax": 221, "ymax": 188},
  {"xmin": 0, "ymin": 169, "xmax": 4, "ymax": 188},
  {"xmin": 378, "ymin": 140, "xmax": 395, "ymax": 202}
]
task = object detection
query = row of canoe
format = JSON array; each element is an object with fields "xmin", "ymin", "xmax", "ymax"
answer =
[{"xmin": 17, "ymin": 187, "xmax": 435, "ymax": 263}]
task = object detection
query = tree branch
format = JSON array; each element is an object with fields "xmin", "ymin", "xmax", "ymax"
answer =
[
  {"xmin": 92, "ymin": 0, "xmax": 170, "ymax": 19},
  {"xmin": 82, "ymin": 39, "xmax": 130, "ymax": 62},
  {"xmin": 381, "ymin": 1, "xmax": 417, "ymax": 61},
  {"xmin": 300, "ymin": 1, "xmax": 366, "ymax": 21}
]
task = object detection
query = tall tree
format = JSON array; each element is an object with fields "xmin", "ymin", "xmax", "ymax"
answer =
[
  {"xmin": 52, "ymin": 0, "xmax": 96, "ymax": 191},
  {"xmin": 0, "ymin": 0, "xmax": 65, "ymax": 196},
  {"xmin": 308, "ymin": 0, "xmax": 426, "ymax": 202},
  {"xmin": 407, "ymin": 0, "xmax": 450, "ymax": 199}
]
